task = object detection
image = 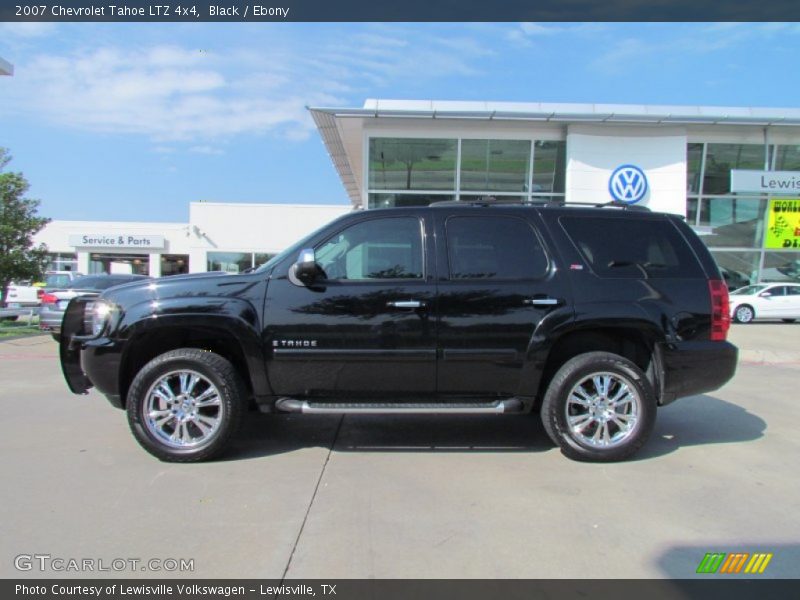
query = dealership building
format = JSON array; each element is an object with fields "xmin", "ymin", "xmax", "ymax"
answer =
[{"xmin": 35, "ymin": 99, "xmax": 800, "ymax": 285}]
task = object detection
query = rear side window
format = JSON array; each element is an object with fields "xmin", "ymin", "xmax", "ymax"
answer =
[
  {"xmin": 446, "ymin": 216, "xmax": 548, "ymax": 280},
  {"xmin": 560, "ymin": 216, "xmax": 703, "ymax": 279}
]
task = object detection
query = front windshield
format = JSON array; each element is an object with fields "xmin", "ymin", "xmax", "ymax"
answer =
[
  {"xmin": 731, "ymin": 285, "xmax": 768, "ymax": 295},
  {"xmin": 254, "ymin": 213, "xmax": 350, "ymax": 274}
]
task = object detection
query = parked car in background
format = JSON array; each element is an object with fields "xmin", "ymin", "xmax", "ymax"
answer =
[
  {"xmin": 40, "ymin": 274, "xmax": 149, "ymax": 340},
  {"xmin": 40, "ymin": 271, "xmax": 84, "ymax": 290},
  {"xmin": 729, "ymin": 283, "xmax": 800, "ymax": 323},
  {"xmin": 5, "ymin": 281, "xmax": 42, "ymax": 308}
]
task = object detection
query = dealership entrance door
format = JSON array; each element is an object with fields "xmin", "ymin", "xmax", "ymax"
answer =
[{"xmin": 89, "ymin": 252, "xmax": 150, "ymax": 276}]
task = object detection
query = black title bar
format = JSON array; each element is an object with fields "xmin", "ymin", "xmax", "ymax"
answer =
[{"xmin": 0, "ymin": 0, "xmax": 796, "ymax": 22}]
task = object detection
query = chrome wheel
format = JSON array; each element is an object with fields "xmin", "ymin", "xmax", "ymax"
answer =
[
  {"xmin": 143, "ymin": 370, "xmax": 223, "ymax": 449},
  {"xmin": 565, "ymin": 372, "xmax": 641, "ymax": 448},
  {"xmin": 735, "ymin": 305, "xmax": 754, "ymax": 323}
]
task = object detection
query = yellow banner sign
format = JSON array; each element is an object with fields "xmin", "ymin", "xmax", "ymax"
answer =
[{"xmin": 765, "ymin": 198, "xmax": 800, "ymax": 249}]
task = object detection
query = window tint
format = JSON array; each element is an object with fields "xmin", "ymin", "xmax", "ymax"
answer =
[
  {"xmin": 315, "ymin": 217, "xmax": 423, "ymax": 281},
  {"xmin": 788, "ymin": 286, "xmax": 800, "ymax": 296},
  {"xmin": 446, "ymin": 216, "xmax": 548, "ymax": 280},
  {"xmin": 560, "ymin": 216, "xmax": 703, "ymax": 279},
  {"xmin": 767, "ymin": 286, "xmax": 787, "ymax": 296}
]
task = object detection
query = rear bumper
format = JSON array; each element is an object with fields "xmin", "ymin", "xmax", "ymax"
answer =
[
  {"xmin": 38, "ymin": 307, "xmax": 63, "ymax": 331},
  {"xmin": 659, "ymin": 340, "xmax": 738, "ymax": 404}
]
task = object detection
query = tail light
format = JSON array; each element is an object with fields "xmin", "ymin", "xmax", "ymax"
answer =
[
  {"xmin": 37, "ymin": 288, "xmax": 44, "ymax": 299},
  {"xmin": 709, "ymin": 279, "xmax": 730, "ymax": 341},
  {"xmin": 40, "ymin": 292, "xmax": 58, "ymax": 305}
]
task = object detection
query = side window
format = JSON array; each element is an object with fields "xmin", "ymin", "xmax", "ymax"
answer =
[
  {"xmin": 315, "ymin": 217, "xmax": 424, "ymax": 281},
  {"xmin": 768, "ymin": 286, "xmax": 786, "ymax": 296},
  {"xmin": 788, "ymin": 287, "xmax": 800, "ymax": 296},
  {"xmin": 446, "ymin": 216, "xmax": 548, "ymax": 280},
  {"xmin": 560, "ymin": 216, "xmax": 704, "ymax": 279}
]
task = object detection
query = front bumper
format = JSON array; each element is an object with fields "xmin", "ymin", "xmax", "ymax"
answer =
[
  {"xmin": 659, "ymin": 340, "xmax": 738, "ymax": 404},
  {"xmin": 59, "ymin": 297, "xmax": 125, "ymax": 408},
  {"xmin": 59, "ymin": 297, "xmax": 93, "ymax": 394}
]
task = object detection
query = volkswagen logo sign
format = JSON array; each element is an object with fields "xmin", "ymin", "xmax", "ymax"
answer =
[{"xmin": 609, "ymin": 164, "xmax": 648, "ymax": 204}]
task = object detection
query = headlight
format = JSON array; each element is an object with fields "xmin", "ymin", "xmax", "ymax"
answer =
[{"xmin": 85, "ymin": 300, "xmax": 114, "ymax": 337}]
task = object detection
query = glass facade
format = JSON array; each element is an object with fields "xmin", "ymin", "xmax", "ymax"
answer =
[
  {"xmin": 45, "ymin": 252, "xmax": 78, "ymax": 273},
  {"xmin": 89, "ymin": 253, "xmax": 149, "ymax": 276},
  {"xmin": 686, "ymin": 142, "xmax": 800, "ymax": 286},
  {"xmin": 160, "ymin": 254, "xmax": 189, "ymax": 276},
  {"xmin": 368, "ymin": 138, "xmax": 457, "ymax": 191},
  {"xmin": 207, "ymin": 251, "xmax": 276, "ymax": 273},
  {"xmin": 460, "ymin": 139, "xmax": 530, "ymax": 192},
  {"xmin": 367, "ymin": 137, "xmax": 566, "ymax": 208}
]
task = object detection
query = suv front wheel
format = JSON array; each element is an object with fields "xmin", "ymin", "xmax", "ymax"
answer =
[
  {"xmin": 541, "ymin": 351, "xmax": 656, "ymax": 462},
  {"xmin": 127, "ymin": 349, "xmax": 245, "ymax": 462}
]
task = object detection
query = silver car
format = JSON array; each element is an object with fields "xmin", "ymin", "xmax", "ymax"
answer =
[{"xmin": 40, "ymin": 274, "xmax": 149, "ymax": 340}]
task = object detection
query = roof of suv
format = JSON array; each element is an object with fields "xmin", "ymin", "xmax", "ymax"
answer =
[{"xmin": 429, "ymin": 199, "xmax": 654, "ymax": 212}]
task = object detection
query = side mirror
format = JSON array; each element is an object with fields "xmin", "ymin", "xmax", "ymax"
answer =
[
  {"xmin": 289, "ymin": 248, "xmax": 319, "ymax": 287},
  {"xmin": 759, "ymin": 291, "xmax": 772, "ymax": 298}
]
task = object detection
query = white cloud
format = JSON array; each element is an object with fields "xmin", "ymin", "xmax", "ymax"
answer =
[
  {"xmin": 1, "ymin": 26, "xmax": 492, "ymax": 146},
  {"xmin": 188, "ymin": 145, "xmax": 224, "ymax": 155},
  {"xmin": 508, "ymin": 22, "xmax": 607, "ymax": 47},
  {"xmin": 519, "ymin": 23, "xmax": 565, "ymax": 36},
  {"xmin": 2, "ymin": 44, "xmax": 338, "ymax": 143},
  {"xmin": 591, "ymin": 23, "xmax": 800, "ymax": 74},
  {"xmin": 0, "ymin": 22, "xmax": 58, "ymax": 39}
]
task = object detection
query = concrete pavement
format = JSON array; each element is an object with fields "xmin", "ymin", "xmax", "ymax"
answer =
[{"xmin": 0, "ymin": 326, "xmax": 798, "ymax": 579}]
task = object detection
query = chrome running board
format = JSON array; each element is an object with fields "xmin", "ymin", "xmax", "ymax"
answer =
[{"xmin": 274, "ymin": 398, "xmax": 524, "ymax": 415}]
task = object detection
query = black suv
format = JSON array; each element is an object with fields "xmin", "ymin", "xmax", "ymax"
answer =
[{"xmin": 60, "ymin": 202, "xmax": 737, "ymax": 462}]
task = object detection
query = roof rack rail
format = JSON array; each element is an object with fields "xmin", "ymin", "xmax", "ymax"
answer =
[
  {"xmin": 429, "ymin": 198, "xmax": 651, "ymax": 211},
  {"xmin": 430, "ymin": 196, "xmax": 530, "ymax": 207}
]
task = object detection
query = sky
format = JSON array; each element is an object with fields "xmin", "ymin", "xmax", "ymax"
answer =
[{"xmin": 1, "ymin": 22, "xmax": 799, "ymax": 223}]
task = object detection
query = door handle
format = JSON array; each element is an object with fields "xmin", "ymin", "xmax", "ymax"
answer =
[
  {"xmin": 523, "ymin": 297, "xmax": 562, "ymax": 307},
  {"xmin": 387, "ymin": 300, "xmax": 426, "ymax": 309}
]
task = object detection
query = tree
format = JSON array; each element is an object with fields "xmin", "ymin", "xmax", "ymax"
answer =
[{"xmin": 0, "ymin": 148, "xmax": 50, "ymax": 308}]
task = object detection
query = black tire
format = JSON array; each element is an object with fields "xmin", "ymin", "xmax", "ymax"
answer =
[
  {"xmin": 541, "ymin": 351, "xmax": 656, "ymax": 462},
  {"xmin": 127, "ymin": 349, "xmax": 246, "ymax": 462},
  {"xmin": 782, "ymin": 319, "xmax": 796, "ymax": 324},
  {"xmin": 734, "ymin": 304, "xmax": 755, "ymax": 324}
]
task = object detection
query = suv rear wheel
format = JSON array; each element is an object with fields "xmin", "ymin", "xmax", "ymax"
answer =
[
  {"xmin": 541, "ymin": 351, "xmax": 656, "ymax": 462},
  {"xmin": 127, "ymin": 349, "xmax": 245, "ymax": 462}
]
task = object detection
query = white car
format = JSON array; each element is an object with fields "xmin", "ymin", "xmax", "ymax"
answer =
[
  {"xmin": 5, "ymin": 281, "xmax": 41, "ymax": 307},
  {"xmin": 729, "ymin": 283, "xmax": 800, "ymax": 323}
]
